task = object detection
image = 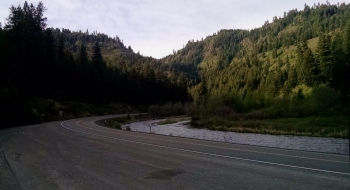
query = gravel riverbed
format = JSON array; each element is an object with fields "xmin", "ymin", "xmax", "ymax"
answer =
[{"xmin": 123, "ymin": 119, "xmax": 349, "ymax": 155}]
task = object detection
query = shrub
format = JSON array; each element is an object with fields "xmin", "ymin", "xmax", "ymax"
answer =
[
  {"xmin": 148, "ymin": 105, "xmax": 160, "ymax": 117},
  {"xmin": 112, "ymin": 122, "xmax": 122, "ymax": 129},
  {"xmin": 127, "ymin": 114, "xmax": 131, "ymax": 121},
  {"xmin": 306, "ymin": 85, "xmax": 342, "ymax": 116},
  {"xmin": 148, "ymin": 102, "xmax": 186, "ymax": 117},
  {"xmin": 215, "ymin": 106, "xmax": 240, "ymax": 120}
]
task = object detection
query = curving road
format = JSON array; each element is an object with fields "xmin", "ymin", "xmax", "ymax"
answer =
[{"xmin": 0, "ymin": 115, "xmax": 349, "ymax": 190}]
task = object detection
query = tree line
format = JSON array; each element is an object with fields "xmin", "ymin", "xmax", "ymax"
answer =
[
  {"xmin": 160, "ymin": 2, "xmax": 350, "ymax": 123},
  {"xmin": 1, "ymin": 1, "xmax": 349, "ymax": 128},
  {"xmin": 0, "ymin": 1, "xmax": 188, "ymax": 127}
]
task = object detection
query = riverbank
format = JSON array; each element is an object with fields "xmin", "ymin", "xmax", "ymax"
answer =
[
  {"xmin": 123, "ymin": 119, "xmax": 349, "ymax": 155},
  {"xmin": 191, "ymin": 116, "xmax": 349, "ymax": 138}
]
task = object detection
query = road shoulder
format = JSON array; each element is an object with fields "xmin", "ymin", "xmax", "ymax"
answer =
[{"xmin": 0, "ymin": 139, "xmax": 21, "ymax": 190}]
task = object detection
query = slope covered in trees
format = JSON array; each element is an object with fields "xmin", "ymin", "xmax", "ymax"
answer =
[
  {"xmin": 0, "ymin": 1, "xmax": 188, "ymax": 127},
  {"xmin": 160, "ymin": 2, "xmax": 350, "ymax": 135},
  {"xmin": 0, "ymin": 1, "xmax": 349, "ymax": 136}
]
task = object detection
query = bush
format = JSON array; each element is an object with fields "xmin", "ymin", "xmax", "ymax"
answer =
[
  {"xmin": 148, "ymin": 102, "xmax": 186, "ymax": 117},
  {"xmin": 215, "ymin": 106, "xmax": 240, "ymax": 120},
  {"xmin": 112, "ymin": 122, "xmax": 122, "ymax": 129},
  {"xmin": 0, "ymin": 88, "xmax": 40, "ymax": 128},
  {"xmin": 305, "ymin": 85, "xmax": 342, "ymax": 116},
  {"xmin": 148, "ymin": 105, "xmax": 160, "ymax": 117}
]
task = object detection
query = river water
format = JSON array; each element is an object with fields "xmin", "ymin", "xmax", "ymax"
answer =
[{"xmin": 122, "ymin": 119, "xmax": 349, "ymax": 155}]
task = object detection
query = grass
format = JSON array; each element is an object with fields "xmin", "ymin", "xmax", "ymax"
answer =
[
  {"xmin": 157, "ymin": 116, "xmax": 191, "ymax": 125},
  {"xmin": 192, "ymin": 116, "xmax": 349, "ymax": 138},
  {"xmin": 308, "ymin": 37, "xmax": 319, "ymax": 53}
]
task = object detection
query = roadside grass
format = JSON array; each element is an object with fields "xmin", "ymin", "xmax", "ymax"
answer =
[
  {"xmin": 158, "ymin": 116, "xmax": 191, "ymax": 125},
  {"xmin": 192, "ymin": 116, "xmax": 348, "ymax": 138}
]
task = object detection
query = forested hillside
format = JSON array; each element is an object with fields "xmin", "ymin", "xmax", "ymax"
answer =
[
  {"xmin": 160, "ymin": 2, "xmax": 350, "ymax": 130},
  {"xmin": 0, "ymin": 1, "xmax": 349, "ymax": 136},
  {"xmin": 0, "ymin": 1, "xmax": 188, "ymax": 127}
]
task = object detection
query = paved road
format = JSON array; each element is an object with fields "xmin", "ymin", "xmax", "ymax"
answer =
[{"xmin": 0, "ymin": 115, "xmax": 349, "ymax": 190}]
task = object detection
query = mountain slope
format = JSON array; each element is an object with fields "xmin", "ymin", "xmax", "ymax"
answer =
[
  {"xmin": 159, "ymin": 2, "xmax": 350, "ymax": 129},
  {"xmin": 162, "ymin": 2, "xmax": 350, "ymax": 100}
]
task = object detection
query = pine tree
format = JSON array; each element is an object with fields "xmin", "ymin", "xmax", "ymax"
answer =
[
  {"xmin": 91, "ymin": 42, "xmax": 106, "ymax": 76},
  {"xmin": 79, "ymin": 43, "xmax": 88, "ymax": 66},
  {"xmin": 57, "ymin": 36, "xmax": 65, "ymax": 61},
  {"xmin": 342, "ymin": 20, "xmax": 350, "ymax": 98},
  {"xmin": 0, "ymin": 22, "xmax": 3, "ymax": 85},
  {"xmin": 296, "ymin": 40, "xmax": 318, "ymax": 86},
  {"xmin": 79, "ymin": 43, "xmax": 89, "ymax": 101},
  {"xmin": 44, "ymin": 28, "xmax": 55, "ymax": 64},
  {"xmin": 4, "ymin": 1, "xmax": 47, "ymax": 97},
  {"xmin": 89, "ymin": 42, "xmax": 107, "ymax": 101},
  {"xmin": 283, "ymin": 67, "xmax": 298, "ymax": 93},
  {"xmin": 330, "ymin": 32, "xmax": 346, "ymax": 89},
  {"xmin": 272, "ymin": 48, "xmax": 277, "ymax": 59},
  {"xmin": 317, "ymin": 33, "xmax": 333, "ymax": 84},
  {"xmin": 345, "ymin": 20, "xmax": 350, "ymax": 56}
]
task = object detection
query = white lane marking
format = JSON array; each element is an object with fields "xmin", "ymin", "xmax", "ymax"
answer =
[
  {"xmin": 86, "ymin": 118, "xmax": 349, "ymax": 164},
  {"xmin": 61, "ymin": 120, "xmax": 350, "ymax": 176}
]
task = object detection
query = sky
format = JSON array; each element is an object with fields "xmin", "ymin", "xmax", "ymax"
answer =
[{"xmin": 1, "ymin": 0, "xmax": 350, "ymax": 59}]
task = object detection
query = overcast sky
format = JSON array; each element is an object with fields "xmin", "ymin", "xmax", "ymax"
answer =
[{"xmin": 1, "ymin": 0, "xmax": 349, "ymax": 58}]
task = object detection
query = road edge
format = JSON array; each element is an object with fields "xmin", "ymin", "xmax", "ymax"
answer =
[{"xmin": 0, "ymin": 135, "xmax": 21, "ymax": 190}]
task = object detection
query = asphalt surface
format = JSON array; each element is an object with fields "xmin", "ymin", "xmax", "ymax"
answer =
[{"xmin": 0, "ymin": 115, "xmax": 349, "ymax": 190}]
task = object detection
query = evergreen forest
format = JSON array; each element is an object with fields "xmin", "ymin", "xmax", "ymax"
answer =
[{"xmin": 0, "ymin": 1, "xmax": 349, "ymax": 137}]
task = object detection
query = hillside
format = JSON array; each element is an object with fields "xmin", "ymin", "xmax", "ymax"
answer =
[
  {"xmin": 0, "ymin": 2, "xmax": 188, "ymax": 127},
  {"xmin": 50, "ymin": 2, "xmax": 350, "ymax": 108},
  {"xmin": 159, "ymin": 2, "xmax": 350, "ymax": 135},
  {"xmin": 161, "ymin": 2, "xmax": 350, "ymax": 102},
  {"xmin": 0, "ymin": 1, "xmax": 349, "ymax": 135}
]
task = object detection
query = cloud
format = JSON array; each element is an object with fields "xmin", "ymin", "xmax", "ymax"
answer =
[{"xmin": 1, "ymin": 0, "xmax": 350, "ymax": 58}]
